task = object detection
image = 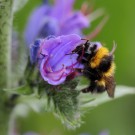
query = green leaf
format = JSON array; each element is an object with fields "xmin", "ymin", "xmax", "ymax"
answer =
[
  {"xmin": 4, "ymin": 84, "xmax": 33, "ymax": 95},
  {"xmin": 8, "ymin": 93, "xmax": 48, "ymax": 134},
  {"xmin": 79, "ymin": 85, "xmax": 135, "ymax": 109},
  {"xmin": 10, "ymin": 82, "xmax": 135, "ymax": 131}
]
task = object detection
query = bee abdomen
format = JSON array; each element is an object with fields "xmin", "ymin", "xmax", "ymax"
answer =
[
  {"xmin": 82, "ymin": 80, "xmax": 106, "ymax": 93},
  {"xmin": 98, "ymin": 55, "xmax": 113, "ymax": 72}
]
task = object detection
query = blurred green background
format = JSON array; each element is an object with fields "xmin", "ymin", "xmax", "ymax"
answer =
[{"xmin": 14, "ymin": 0, "xmax": 135, "ymax": 134}]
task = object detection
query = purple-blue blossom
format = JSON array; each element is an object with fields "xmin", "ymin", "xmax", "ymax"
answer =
[
  {"xmin": 23, "ymin": 132, "xmax": 39, "ymax": 135},
  {"xmin": 24, "ymin": 0, "xmax": 89, "ymax": 45},
  {"xmin": 99, "ymin": 131, "xmax": 109, "ymax": 135},
  {"xmin": 30, "ymin": 39, "xmax": 42, "ymax": 64},
  {"xmin": 79, "ymin": 130, "xmax": 109, "ymax": 135},
  {"xmin": 30, "ymin": 34, "xmax": 84, "ymax": 85}
]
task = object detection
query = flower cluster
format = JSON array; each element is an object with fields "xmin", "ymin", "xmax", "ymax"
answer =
[
  {"xmin": 24, "ymin": 0, "xmax": 89, "ymax": 45},
  {"xmin": 24, "ymin": 0, "xmax": 107, "ymax": 88},
  {"xmin": 24, "ymin": 0, "xmax": 108, "ymax": 86},
  {"xmin": 30, "ymin": 34, "xmax": 84, "ymax": 85}
]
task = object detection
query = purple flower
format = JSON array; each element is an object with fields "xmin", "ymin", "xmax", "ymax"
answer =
[
  {"xmin": 30, "ymin": 34, "xmax": 84, "ymax": 85},
  {"xmin": 30, "ymin": 39, "xmax": 42, "ymax": 64},
  {"xmin": 99, "ymin": 131, "xmax": 109, "ymax": 135},
  {"xmin": 79, "ymin": 130, "xmax": 109, "ymax": 135},
  {"xmin": 24, "ymin": 0, "xmax": 89, "ymax": 45},
  {"xmin": 23, "ymin": 132, "xmax": 39, "ymax": 135}
]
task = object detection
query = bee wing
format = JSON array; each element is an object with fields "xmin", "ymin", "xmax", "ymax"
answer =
[{"xmin": 104, "ymin": 76, "xmax": 116, "ymax": 98}]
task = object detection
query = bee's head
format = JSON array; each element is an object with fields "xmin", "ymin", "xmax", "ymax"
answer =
[{"xmin": 86, "ymin": 42, "xmax": 102, "ymax": 54}]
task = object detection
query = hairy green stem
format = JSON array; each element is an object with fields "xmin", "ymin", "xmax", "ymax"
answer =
[
  {"xmin": 0, "ymin": 90, "xmax": 11, "ymax": 135},
  {"xmin": 0, "ymin": 0, "xmax": 13, "ymax": 88},
  {"xmin": 0, "ymin": 106, "xmax": 10, "ymax": 135}
]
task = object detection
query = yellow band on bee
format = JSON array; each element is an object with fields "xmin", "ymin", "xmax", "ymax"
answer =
[
  {"xmin": 104, "ymin": 62, "xmax": 115, "ymax": 77},
  {"xmin": 90, "ymin": 47, "xmax": 109, "ymax": 68},
  {"xmin": 97, "ymin": 79, "xmax": 105, "ymax": 87}
]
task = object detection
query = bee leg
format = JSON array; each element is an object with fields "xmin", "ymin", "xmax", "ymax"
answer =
[
  {"xmin": 81, "ymin": 80, "xmax": 106, "ymax": 94},
  {"xmin": 96, "ymin": 85, "xmax": 106, "ymax": 93},
  {"xmin": 81, "ymin": 87, "xmax": 91, "ymax": 93},
  {"xmin": 81, "ymin": 81, "xmax": 96, "ymax": 93}
]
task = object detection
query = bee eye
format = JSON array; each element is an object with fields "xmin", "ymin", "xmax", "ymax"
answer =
[
  {"xmin": 93, "ymin": 44, "xmax": 97, "ymax": 50},
  {"xmin": 89, "ymin": 44, "xmax": 97, "ymax": 52}
]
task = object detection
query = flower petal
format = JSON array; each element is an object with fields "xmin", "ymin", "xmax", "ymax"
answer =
[
  {"xmin": 53, "ymin": 54, "xmax": 78, "ymax": 71},
  {"xmin": 60, "ymin": 12, "xmax": 89, "ymax": 35},
  {"xmin": 40, "ymin": 36, "xmax": 61, "ymax": 55},
  {"xmin": 40, "ymin": 57, "xmax": 66, "ymax": 85},
  {"xmin": 52, "ymin": 0, "xmax": 75, "ymax": 20},
  {"xmin": 38, "ymin": 16, "xmax": 59, "ymax": 38},
  {"xmin": 48, "ymin": 34, "xmax": 82, "ymax": 67},
  {"xmin": 38, "ymin": 34, "xmax": 84, "ymax": 85},
  {"xmin": 30, "ymin": 39, "xmax": 43, "ymax": 63},
  {"xmin": 24, "ymin": 5, "xmax": 50, "ymax": 45}
]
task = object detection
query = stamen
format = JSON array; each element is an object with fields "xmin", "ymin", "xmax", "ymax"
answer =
[
  {"xmin": 81, "ymin": 2, "xmax": 93, "ymax": 16},
  {"xmin": 66, "ymin": 45, "xmax": 85, "ymax": 69},
  {"xmin": 37, "ymin": 39, "xmax": 45, "ymax": 56},
  {"xmin": 51, "ymin": 72, "xmax": 65, "ymax": 81},
  {"xmin": 50, "ymin": 65, "xmax": 78, "ymax": 81},
  {"xmin": 43, "ymin": 56, "xmax": 50, "ymax": 72},
  {"xmin": 52, "ymin": 64, "xmax": 65, "ymax": 74},
  {"xmin": 63, "ymin": 71, "xmax": 74, "ymax": 77},
  {"xmin": 86, "ymin": 16, "xmax": 109, "ymax": 40},
  {"xmin": 46, "ymin": 65, "xmax": 66, "ymax": 81},
  {"xmin": 47, "ymin": 65, "xmax": 53, "ymax": 72},
  {"xmin": 87, "ymin": 8, "xmax": 105, "ymax": 22}
]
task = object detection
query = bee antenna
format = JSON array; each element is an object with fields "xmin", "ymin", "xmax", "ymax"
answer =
[
  {"xmin": 109, "ymin": 41, "xmax": 117, "ymax": 56},
  {"xmin": 81, "ymin": 38, "xmax": 90, "ymax": 45},
  {"xmin": 81, "ymin": 38, "xmax": 89, "ymax": 41}
]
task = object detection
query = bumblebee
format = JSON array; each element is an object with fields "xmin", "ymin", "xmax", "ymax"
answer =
[{"xmin": 74, "ymin": 40, "xmax": 116, "ymax": 98}]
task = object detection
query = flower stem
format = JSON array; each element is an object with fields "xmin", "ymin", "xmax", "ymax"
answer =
[
  {"xmin": 0, "ymin": 109, "xmax": 10, "ymax": 135},
  {"xmin": 0, "ymin": 90, "xmax": 11, "ymax": 135},
  {"xmin": 0, "ymin": 0, "xmax": 13, "ymax": 88}
]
